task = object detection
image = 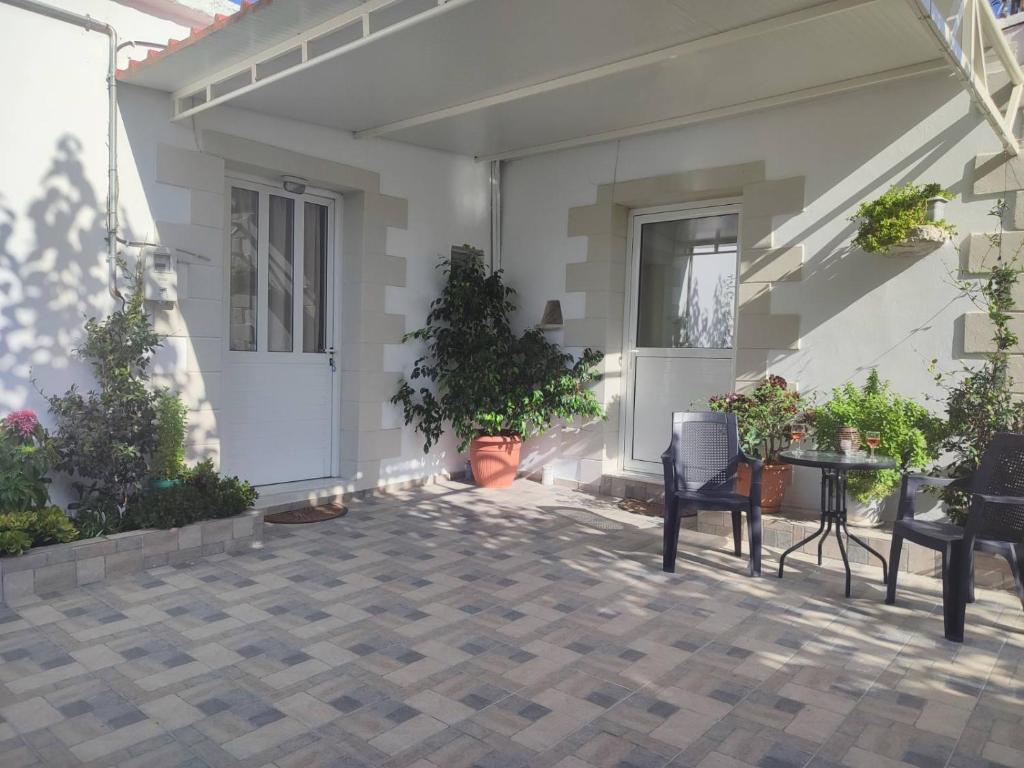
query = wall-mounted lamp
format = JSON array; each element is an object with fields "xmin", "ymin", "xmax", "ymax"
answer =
[
  {"xmin": 282, "ymin": 175, "xmax": 308, "ymax": 194},
  {"xmin": 538, "ymin": 299, "xmax": 563, "ymax": 330}
]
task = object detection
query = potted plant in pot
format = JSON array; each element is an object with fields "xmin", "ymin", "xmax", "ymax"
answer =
[
  {"xmin": 708, "ymin": 375, "xmax": 808, "ymax": 513},
  {"xmin": 811, "ymin": 369, "xmax": 943, "ymax": 526},
  {"xmin": 850, "ymin": 181, "xmax": 955, "ymax": 257},
  {"xmin": 392, "ymin": 248, "xmax": 605, "ymax": 488}
]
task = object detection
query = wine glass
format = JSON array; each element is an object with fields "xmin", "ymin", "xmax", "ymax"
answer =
[
  {"xmin": 865, "ymin": 431, "xmax": 881, "ymax": 461},
  {"xmin": 789, "ymin": 420, "xmax": 806, "ymax": 456}
]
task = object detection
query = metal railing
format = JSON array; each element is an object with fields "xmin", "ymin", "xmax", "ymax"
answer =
[{"xmin": 909, "ymin": 0, "xmax": 1024, "ymax": 154}]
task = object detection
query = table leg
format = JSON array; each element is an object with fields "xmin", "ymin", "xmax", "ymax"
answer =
[
  {"xmin": 818, "ymin": 516, "xmax": 833, "ymax": 566},
  {"xmin": 842, "ymin": 521, "xmax": 889, "ymax": 586},
  {"xmin": 779, "ymin": 469, "xmax": 830, "ymax": 579},
  {"xmin": 835, "ymin": 516, "xmax": 851, "ymax": 597}
]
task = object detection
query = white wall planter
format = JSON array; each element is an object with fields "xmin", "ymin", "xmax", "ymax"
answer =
[
  {"xmin": 846, "ymin": 494, "xmax": 890, "ymax": 527},
  {"xmin": 885, "ymin": 224, "xmax": 950, "ymax": 257},
  {"xmin": 0, "ymin": 510, "xmax": 263, "ymax": 605}
]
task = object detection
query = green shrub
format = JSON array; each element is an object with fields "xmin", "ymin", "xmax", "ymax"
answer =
[
  {"xmin": 851, "ymin": 182, "xmax": 955, "ymax": 254},
  {"xmin": 152, "ymin": 390, "xmax": 187, "ymax": 480},
  {"xmin": 127, "ymin": 460, "xmax": 258, "ymax": 530},
  {"xmin": 0, "ymin": 506, "xmax": 78, "ymax": 556},
  {"xmin": 933, "ymin": 205, "xmax": 1024, "ymax": 524},
  {"xmin": 812, "ymin": 370, "xmax": 944, "ymax": 503},
  {"xmin": 46, "ymin": 263, "xmax": 160, "ymax": 527},
  {"xmin": 0, "ymin": 410, "xmax": 53, "ymax": 513}
]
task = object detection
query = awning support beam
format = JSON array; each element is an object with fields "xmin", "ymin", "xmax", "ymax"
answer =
[
  {"xmin": 905, "ymin": 0, "xmax": 1024, "ymax": 156},
  {"xmin": 473, "ymin": 60, "xmax": 948, "ymax": 163},
  {"xmin": 354, "ymin": 0, "xmax": 879, "ymax": 140}
]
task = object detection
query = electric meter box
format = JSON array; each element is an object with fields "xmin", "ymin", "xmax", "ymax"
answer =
[{"xmin": 144, "ymin": 248, "xmax": 178, "ymax": 303}]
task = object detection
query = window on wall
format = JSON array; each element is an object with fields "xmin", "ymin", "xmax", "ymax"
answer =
[
  {"xmin": 303, "ymin": 202, "xmax": 329, "ymax": 353},
  {"xmin": 229, "ymin": 187, "xmax": 259, "ymax": 352},
  {"xmin": 268, "ymin": 195, "xmax": 295, "ymax": 352},
  {"xmin": 635, "ymin": 212, "xmax": 739, "ymax": 349},
  {"xmin": 228, "ymin": 181, "xmax": 334, "ymax": 356}
]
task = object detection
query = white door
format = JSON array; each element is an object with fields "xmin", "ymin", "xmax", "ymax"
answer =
[
  {"xmin": 221, "ymin": 178, "xmax": 338, "ymax": 485},
  {"xmin": 622, "ymin": 203, "xmax": 740, "ymax": 474}
]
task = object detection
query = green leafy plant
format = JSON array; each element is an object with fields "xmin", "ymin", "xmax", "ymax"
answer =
[
  {"xmin": 45, "ymin": 262, "xmax": 160, "ymax": 532},
  {"xmin": 932, "ymin": 201, "xmax": 1024, "ymax": 524},
  {"xmin": 152, "ymin": 390, "xmax": 187, "ymax": 481},
  {"xmin": 393, "ymin": 249, "xmax": 605, "ymax": 451},
  {"xmin": 127, "ymin": 459, "xmax": 258, "ymax": 530},
  {"xmin": 811, "ymin": 370, "xmax": 944, "ymax": 503},
  {"xmin": 709, "ymin": 376, "xmax": 809, "ymax": 463},
  {"xmin": 0, "ymin": 506, "xmax": 78, "ymax": 556},
  {"xmin": 851, "ymin": 182, "xmax": 955, "ymax": 254},
  {"xmin": 0, "ymin": 410, "xmax": 54, "ymax": 513}
]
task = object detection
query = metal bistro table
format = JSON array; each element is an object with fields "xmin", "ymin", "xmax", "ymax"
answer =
[{"xmin": 777, "ymin": 450, "xmax": 896, "ymax": 597}]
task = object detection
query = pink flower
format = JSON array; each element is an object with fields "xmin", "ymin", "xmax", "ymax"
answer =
[{"xmin": 3, "ymin": 409, "xmax": 39, "ymax": 437}]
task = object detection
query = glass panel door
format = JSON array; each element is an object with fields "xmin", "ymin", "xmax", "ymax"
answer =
[
  {"xmin": 223, "ymin": 179, "xmax": 337, "ymax": 485},
  {"xmin": 623, "ymin": 204, "xmax": 740, "ymax": 474}
]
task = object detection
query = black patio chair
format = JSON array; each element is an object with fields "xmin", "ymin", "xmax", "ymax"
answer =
[
  {"xmin": 661, "ymin": 411, "xmax": 763, "ymax": 576},
  {"xmin": 886, "ymin": 432, "xmax": 1024, "ymax": 642}
]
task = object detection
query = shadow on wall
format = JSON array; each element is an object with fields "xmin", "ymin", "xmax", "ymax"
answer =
[
  {"xmin": 0, "ymin": 135, "xmax": 214, "ymax": 498},
  {"xmin": 761, "ymin": 89, "xmax": 984, "ymax": 386},
  {"xmin": 0, "ymin": 135, "xmax": 111, "ymax": 416}
]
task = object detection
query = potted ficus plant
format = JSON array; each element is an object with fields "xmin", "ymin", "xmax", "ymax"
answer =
[
  {"xmin": 392, "ymin": 248, "xmax": 605, "ymax": 488},
  {"xmin": 811, "ymin": 369, "xmax": 944, "ymax": 526},
  {"xmin": 708, "ymin": 375, "xmax": 808, "ymax": 513}
]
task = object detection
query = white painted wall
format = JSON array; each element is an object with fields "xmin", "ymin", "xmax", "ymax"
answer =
[
  {"xmin": 0, "ymin": 0, "xmax": 490, "ymax": 497},
  {"xmin": 501, "ymin": 73, "xmax": 1004, "ymax": 512}
]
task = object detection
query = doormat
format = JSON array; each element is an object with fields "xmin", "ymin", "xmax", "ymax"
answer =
[{"xmin": 264, "ymin": 503, "xmax": 348, "ymax": 525}]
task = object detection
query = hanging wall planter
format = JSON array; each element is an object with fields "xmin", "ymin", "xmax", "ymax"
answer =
[{"xmin": 851, "ymin": 182, "xmax": 955, "ymax": 257}]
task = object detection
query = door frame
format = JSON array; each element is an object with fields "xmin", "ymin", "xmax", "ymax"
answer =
[
  {"xmin": 222, "ymin": 173, "xmax": 344, "ymax": 480},
  {"xmin": 618, "ymin": 197, "xmax": 742, "ymax": 475}
]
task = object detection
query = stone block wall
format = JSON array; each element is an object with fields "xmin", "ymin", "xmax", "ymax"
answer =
[
  {"xmin": 562, "ymin": 162, "xmax": 806, "ymax": 485},
  {"xmin": 0, "ymin": 511, "xmax": 263, "ymax": 605}
]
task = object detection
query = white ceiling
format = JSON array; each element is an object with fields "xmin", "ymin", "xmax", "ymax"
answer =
[{"xmin": 119, "ymin": 0, "xmax": 956, "ymax": 160}]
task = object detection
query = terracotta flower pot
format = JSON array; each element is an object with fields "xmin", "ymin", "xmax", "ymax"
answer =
[
  {"xmin": 469, "ymin": 434, "xmax": 522, "ymax": 488},
  {"xmin": 735, "ymin": 462, "xmax": 792, "ymax": 513}
]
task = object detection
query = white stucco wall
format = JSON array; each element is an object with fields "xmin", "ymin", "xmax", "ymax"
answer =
[
  {"xmin": 500, "ymin": 73, "xmax": 1004, "ymax": 511},
  {"xmin": 0, "ymin": 0, "xmax": 490, "ymax": 495}
]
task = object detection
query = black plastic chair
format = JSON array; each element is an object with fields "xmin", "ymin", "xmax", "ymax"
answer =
[
  {"xmin": 886, "ymin": 433, "xmax": 1024, "ymax": 642},
  {"xmin": 661, "ymin": 411, "xmax": 763, "ymax": 576}
]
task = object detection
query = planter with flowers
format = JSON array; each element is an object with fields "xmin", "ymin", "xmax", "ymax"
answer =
[
  {"xmin": 0, "ymin": 409, "xmax": 78, "ymax": 556},
  {"xmin": 709, "ymin": 376, "xmax": 809, "ymax": 513}
]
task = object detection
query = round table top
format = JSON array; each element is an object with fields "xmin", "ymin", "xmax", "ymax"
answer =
[{"xmin": 778, "ymin": 449, "xmax": 897, "ymax": 471}]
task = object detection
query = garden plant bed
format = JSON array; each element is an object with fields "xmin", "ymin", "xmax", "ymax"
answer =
[{"xmin": 0, "ymin": 510, "xmax": 263, "ymax": 604}]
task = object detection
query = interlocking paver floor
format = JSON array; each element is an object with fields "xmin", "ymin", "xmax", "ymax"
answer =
[{"xmin": 0, "ymin": 479, "xmax": 1022, "ymax": 768}]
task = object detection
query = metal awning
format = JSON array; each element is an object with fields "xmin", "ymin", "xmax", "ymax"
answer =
[{"xmin": 118, "ymin": 0, "xmax": 1024, "ymax": 160}]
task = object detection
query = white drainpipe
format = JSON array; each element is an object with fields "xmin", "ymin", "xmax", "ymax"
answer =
[{"xmin": 2, "ymin": 0, "xmax": 122, "ymax": 299}]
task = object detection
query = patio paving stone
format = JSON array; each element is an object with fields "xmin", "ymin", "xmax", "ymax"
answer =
[{"xmin": 0, "ymin": 478, "xmax": 1021, "ymax": 767}]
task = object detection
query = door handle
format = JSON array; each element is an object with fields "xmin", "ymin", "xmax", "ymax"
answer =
[{"xmin": 328, "ymin": 346, "xmax": 336, "ymax": 372}]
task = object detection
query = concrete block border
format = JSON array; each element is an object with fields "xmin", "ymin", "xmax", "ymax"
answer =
[{"xmin": 0, "ymin": 510, "xmax": 263, "ymax": 605}]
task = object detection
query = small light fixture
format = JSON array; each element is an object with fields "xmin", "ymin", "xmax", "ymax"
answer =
[
  {"xmin": 538, "ymin": 299, "xmax": 563, "ymax": 330},
  {"xmin": 282, "ymin": 175, "xmax": 307, "ymax": 194}
]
